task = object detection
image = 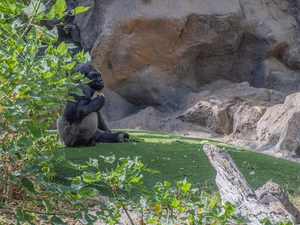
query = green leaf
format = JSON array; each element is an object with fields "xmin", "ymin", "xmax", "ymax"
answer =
[
  {"xmin": 51, "ymin": 215, "xmax": 67, "ymax": 225},
  {"xmin": 46, "ymin": 7, "xmax": 55, "ymax": 19},
  {"xmin": 86, "ymin": 158, "xmax": 98, "ymax": 168},
  {"xmin": 125, "ymin": 184, "xmax": 132, "ymax": 193},
  {"xmin": 71, "ymin": 73, "xmax": 84, "ymax": 81},
  {"xmin": 178, "ymin": 207, "xmax": 185, "ymax": 213},
  {"xmin": 57, "ymin": 42, "xmax": 67, "ymax": 54},
  {"xmin": 42, "ymin": 72, "xmax": 53, "ymax": 79},
  {"xmin": 210, "ymin": 219, "xmax": 217, "ymax": 225},
  {"xmin": 81, "ymin": 171, "xmax": 100, "ymax": 183},
  {"xmin": 0, "ymin": 18, "xmax": 6, "ymax": 24},
  {"xmin": 83, "ymin": 211, "xmax": 98, "ymax": 223},
  {"xmin": 79, "ymin": 187, "xmax": 98, "ymax": 197},
  {"xmin": 71, "ymin": 178, "xmax": 83, "ymax": 191},
  {"xmin": 64, "ymin": 160, "xmax": 81, "ymax": 170},
  {"xmin": 100, "ymin": 155, "xmax": 115, "ymax": 164},
  {"xmin": 254, "ymin": 106, "xmax": 263, "ymax": 115},
  {"xmin": 139, "ymin": 196, "xmax": 147, "ymax": 208},
  {"xmin": 40, "ymin": 26, "xmax": 58, "ymax": 43},
  {"xmin": 0, "ymin": 202, "xmax": 7, "ymax": 208},
  {"xmin": 209, "ymin": 196, "xmax": 219, "ymax": 208},
  {"xmin": 21, "ymin": 177, "xmax": 35, "ymax": 192},
  {"xmin": 61, "ymin": 61, "xmax": 76, "ymax": 70},
  {"xmin": 72, "ymin": 201, "xmax": 85, "ymax": 208},
  {"xmin": 164, "ymin": 181, "xmax": 171, "ymax": 188},
  {"xmin": 131, "ymin": 176, "xmax": 142, "ymax": 183},
  {"xmin": 25, "ymin": 124, "xmax": 42, "ymax": 139},
  {"xmin": 34, "ymin": 174, "xmax": 46, "ymax": 184},
  {"xmin": 34, "ymin": 11, "xmax": 44, "ymax": 22},
  {"xmin": 14, "ymin": 208, "xmax": 34, "ymax": 223},
  {"xmin": 66, "ymin": 95, "xmax": 76, "ymax": 102},
  {"xmin": 73, "ymin": 6, "xmax": 91, "ymax": 15},
  {"xmin": 0, "ymin": 5, "xmax": 14, "ymax": 15},
  {"xmin": 38, "ymin": 215, "xmax": 50, "ymax": 222},
  {"xmin": 17, "ymin": 136, "xmax": 34, "ymax": 148},
  {"xmin": 71, "ymin": 87, "xmax": 85, "ymax": 96},
  {"xmin": 260, "ymin": 218, "xmax": 273, "ymax": 225},
  {"xmin": 224, "ymin": 202, "xmax": 235, "ymax": 214},
  {"xmin": 23, "ymin": 1, "xmax": 45, "ymax": 17},
  {"xmin": 53, "ymin": 0, "xmax": 66, "ymax": 14},
  {"xmin": 42, "ymin": 198, "xmax": 53, "ymax": 213},
  {"xmin": 52, "ymin": 149, "xmax": 65, "ymax": 161},
  {"xmin": 171, "ymin": 199, "xmax": 180, "ymax": 207},
  {"xmin": 181, "ymin": 182, "xmax": 192, "ymax": 194}
]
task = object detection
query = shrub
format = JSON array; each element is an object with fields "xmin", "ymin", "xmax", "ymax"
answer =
[{"xmin": 0, "ymin": 0, "xmax": 90, "ymax": 223}]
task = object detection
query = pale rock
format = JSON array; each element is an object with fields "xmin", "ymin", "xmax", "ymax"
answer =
[
  {"xmin": 255, "ymin": 181, "xmax": 300, "ymax": 224},
  {"xmin": 178, "ymin": 82, "xmax": 285, "ymax": 135},
  {"xmin": 257, "ymin": 93, "xmax": 300, "ymax": 157}
]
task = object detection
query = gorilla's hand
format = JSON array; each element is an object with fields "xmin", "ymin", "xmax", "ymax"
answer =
[
  {"xmin": 78, "ymin": 94, "xmax": 105, "ymax": 120},
  {"xmin": 91, "ymin": 91, "xmax": 105, "ymax": 100},
  {"xmin": 92, "ymin": 93, "xmax": 105, "ymax": 109}
]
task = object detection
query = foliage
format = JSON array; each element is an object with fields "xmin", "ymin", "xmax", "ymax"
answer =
[
  {"xmin": 64, "ymin": 154, "xmax": 250, "ymax": 225},
  {"xmin": 0, "ymin": 0, "xmax": 91, "ymax": 223}
]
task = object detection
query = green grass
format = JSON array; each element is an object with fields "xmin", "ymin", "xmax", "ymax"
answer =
[{"xmin": 53, "ymin": 130, "xmax": 300, "ymax": 198}]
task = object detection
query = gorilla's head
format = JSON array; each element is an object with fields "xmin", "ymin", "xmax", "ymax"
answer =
[{"xmin": 76, "ymin": 63, "xmax": 104, "ymax": 91}]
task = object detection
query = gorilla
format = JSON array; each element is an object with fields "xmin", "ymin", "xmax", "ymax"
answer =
[{"xmin": 57, "ymin": 63, "xmax": 129, "ymax": 147}]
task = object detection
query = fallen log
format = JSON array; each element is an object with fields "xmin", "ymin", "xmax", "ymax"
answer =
[{"xmin": 203, "ymin": 144, "xmax": 297, "ymax": 224}]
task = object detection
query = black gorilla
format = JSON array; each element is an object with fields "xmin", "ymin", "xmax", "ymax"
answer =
[{"xmin": 57, "ymin": 63, "xmax": 129, "ymax": 147}]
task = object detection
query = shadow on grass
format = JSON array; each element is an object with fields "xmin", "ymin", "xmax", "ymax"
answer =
[{"xmin": 53, "ymin": 130, "xmax": 300, "ymax": 198}]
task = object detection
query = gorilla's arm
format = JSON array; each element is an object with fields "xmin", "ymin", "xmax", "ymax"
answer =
[
  {"xmin": 64, "ymin": 85, "xmax": 105, "ymax": 123},
  {"xmin": 78, "ymin": 95, "xmax": 105, "ymax": 120}
]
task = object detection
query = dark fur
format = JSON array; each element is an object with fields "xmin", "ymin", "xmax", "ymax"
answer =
[{"xmin": 57, "ymin": 63, "xmax": 129, "ymax": 147}]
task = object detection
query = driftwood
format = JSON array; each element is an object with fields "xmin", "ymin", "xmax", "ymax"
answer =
[{"xmin": 203, "ymin": 144, "xmax": 298, "ymax": 224}]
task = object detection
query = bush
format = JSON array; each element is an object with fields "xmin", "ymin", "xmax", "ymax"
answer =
[{"xmin": 0, "ymin": 0, "xmax": 90, "ymax": 223}]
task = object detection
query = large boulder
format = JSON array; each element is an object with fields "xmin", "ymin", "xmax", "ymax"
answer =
[
  {"xmin": 255, "ymin": 181, "xmax": 300, "ymax": 224},
  {"xmin": 257, "ymin": 93, "xmax": 300, "ymax": 157},
  {"xmin": 178, "ymin": 82, "xmax": 285, "ymax": 135},
  {"xmin": 90, "ymin": 0, "xmax": 245, "ymax": 109}
]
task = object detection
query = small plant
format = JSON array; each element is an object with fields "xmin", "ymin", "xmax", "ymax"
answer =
[
  {"xmin": 261, "ymin": 218, "xmax": 293, "ymax": 225},
  {"xmin": 67, "ymin": 155, "xmax": 250, "ymax": 225}
]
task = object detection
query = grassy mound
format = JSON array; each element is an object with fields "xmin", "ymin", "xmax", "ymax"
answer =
[{"xmin": 53, "ymin": 130, "xmax": 300, "ymax": 197}]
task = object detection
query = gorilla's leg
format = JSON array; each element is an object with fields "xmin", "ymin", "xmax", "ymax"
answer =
[
  {"xmin": 57, "ymin": 115, "xmax": 78, "ymax": 147},
  {"xmin": 97, "ymin": 111, "xmax": 111, "ymax": 132},
  {"xmin": 93, "ymin": 129, "xmax": 129, "ymax": 143},
  {"xmin": 73, "ymin": 112, "xmax": 98, "ymax": 146},
  {"xmin": 57, "ymin": 113, "xmax": 98, "ymax": 147}
]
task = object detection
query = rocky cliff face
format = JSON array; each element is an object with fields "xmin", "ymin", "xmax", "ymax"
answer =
[{"xmin": 66, "ymin": 0, "xmax": 300, "ymax": 159}]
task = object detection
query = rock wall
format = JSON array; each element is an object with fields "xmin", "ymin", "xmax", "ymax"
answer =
[
  {"xmin": 66, "ymin": 0, "xmax": 300, "ymax": 159},
  {"xmin": 71, "ymin": 0, "xmax": 300, "ymax": 100}
]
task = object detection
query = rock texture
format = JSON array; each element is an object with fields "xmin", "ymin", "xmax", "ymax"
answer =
[
  {"xmin": 71, "ymin": 0, "xmax": 300, "ymax": 99},
  {"xmin": 91, "ymin": 0, "xmax": 245, "ymax": 108},
  {"xmin": 64, "ymin": 0, "xmax": 300, "ymax": 159},
  {"xmin": 255, "ymin": 181, "xmax": 300, "ymax": 224},
  {"xmin": 257, "ymin": 93, "xmax": 300, "ymax": 158},
  {"xmin": 178, "ymin": 82, "xmax": 285, "ymax": 135}
]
